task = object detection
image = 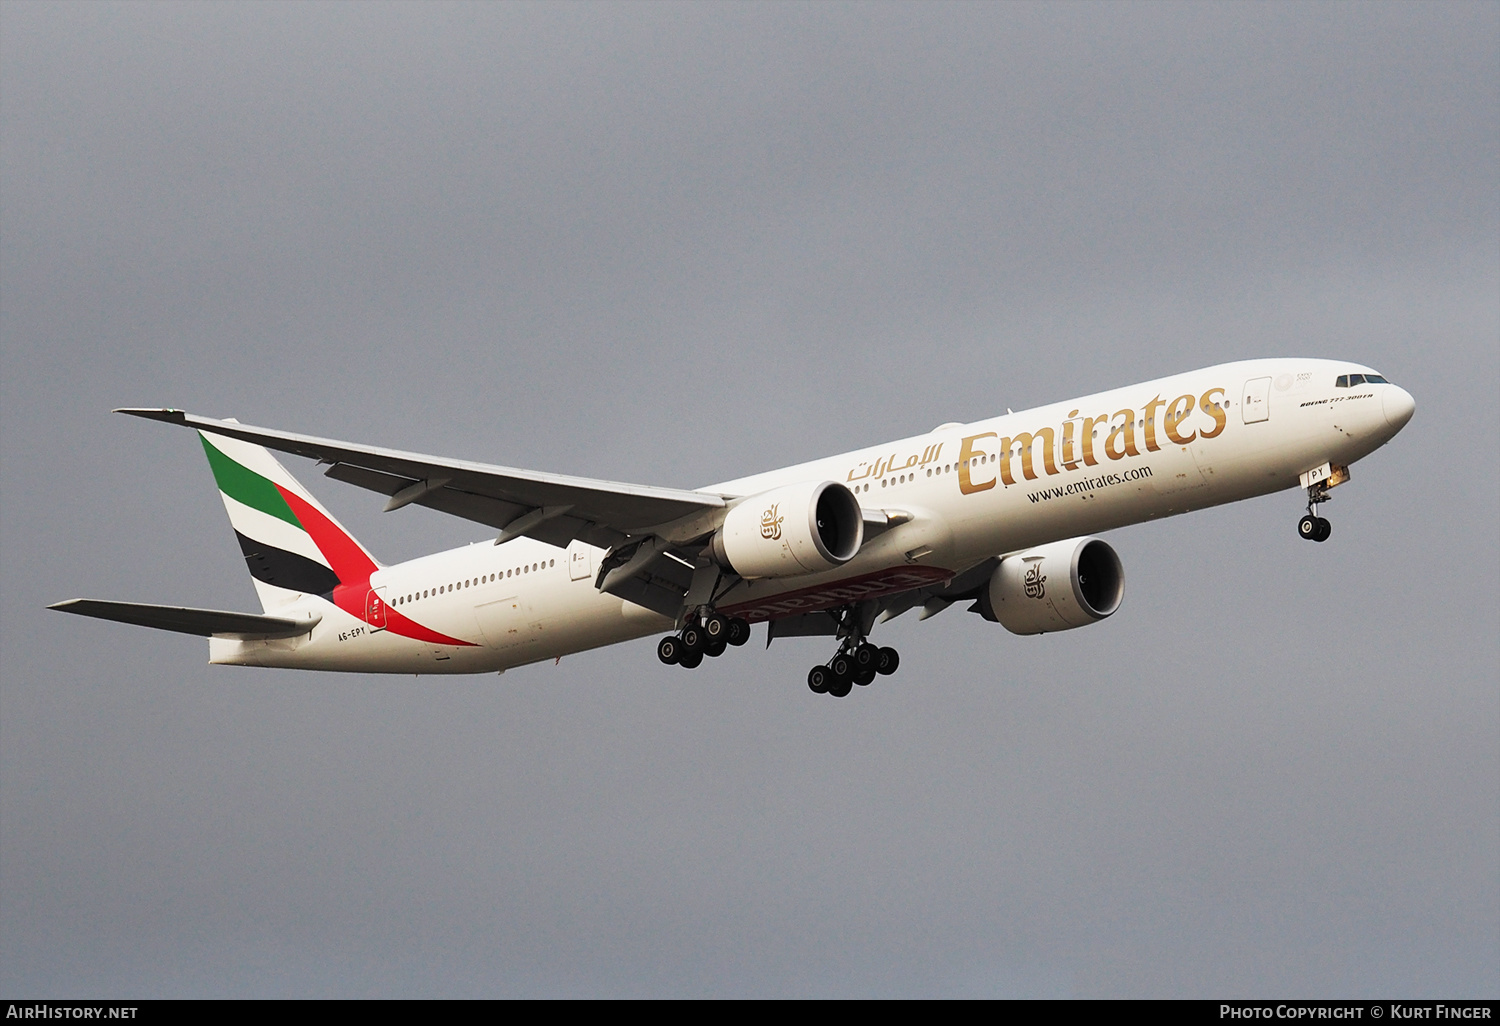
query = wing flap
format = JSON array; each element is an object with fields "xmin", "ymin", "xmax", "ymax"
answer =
[{"xmin": 49, "ymin": 599, "xmax": 320, "ymax": 640}]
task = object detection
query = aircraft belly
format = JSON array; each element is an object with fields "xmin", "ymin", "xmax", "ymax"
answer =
[{"xmin": 478, "ymin": 583, "xmax": 667, "ymax": 667}]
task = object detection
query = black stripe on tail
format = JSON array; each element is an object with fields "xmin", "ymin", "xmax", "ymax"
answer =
[{"xmin": 234, "ymin": 532, "xmax": 340, "ymax": 597}]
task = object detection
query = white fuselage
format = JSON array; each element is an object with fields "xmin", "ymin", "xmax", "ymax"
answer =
[{"xmin": 210, "ymin": 358, "xmax": 1413, "ymax": 673}]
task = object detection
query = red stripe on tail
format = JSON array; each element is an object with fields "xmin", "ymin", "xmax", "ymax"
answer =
[
  {"xmin": 275, "ymin": 485, "xmax": 475, "ymax": 647},
  {"xmin": 275, "ymin": 487, "xmax": 378, "ymax": 584}
]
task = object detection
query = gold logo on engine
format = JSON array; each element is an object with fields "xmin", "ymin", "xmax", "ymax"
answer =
[
  {"xmin": 1023, "ymin": 559, "xmax": 1047, "ymax": 599},
  {"xmin": 760, "ymin": 503, "xmax": 784, "ymax": 540}
]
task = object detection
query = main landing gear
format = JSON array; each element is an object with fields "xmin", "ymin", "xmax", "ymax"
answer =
[
  {"xmin": 804, "ymin": 605, "xmax": 900, "ymax": 699},
  {"xmin": 655, "ymin": 606, "xmax": 901, "ymax": 698},
  {"xmin": 1297, "ymin": 481, "xmax": 1333, "ymax": 543},
  {"xmin": 805, "ymin": 639, "xmax": 899, "ymax": 699},
  {"xmin": 656, "ymin": 611, "xmax": 751, "ymax": 669}
]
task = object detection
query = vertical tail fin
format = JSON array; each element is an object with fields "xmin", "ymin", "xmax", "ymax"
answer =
[{"xmin": 198, "ymin": 429, "xmax": 381, "ymax": 611}]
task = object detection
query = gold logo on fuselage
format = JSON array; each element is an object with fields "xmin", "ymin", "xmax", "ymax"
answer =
[
  {"xmin": 946, "ymin": 387, "xmax": 1229, "ymax": 494},
  {"xmin": 845, "ymin": 442, "xmax": 946, "ymax": 485},
  {"xmin": 840, "ymin": 386, "xmax": 1234, "ymax": 495}
]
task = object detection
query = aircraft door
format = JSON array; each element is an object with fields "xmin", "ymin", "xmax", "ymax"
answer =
[
  {"xmin": 1241, "ymin": 377, "xmax": 1272, "ymax": 424},
  {"xmin": 475, "ymin": 595, "xmax": 534, "ymax": 650},
  {"xmin": 567, "ymin": 540, "xmax": 592, "ymax": 582},
  {"xmin": 366, "ymin": 587, "xmax": 388, "ymax": 631}
]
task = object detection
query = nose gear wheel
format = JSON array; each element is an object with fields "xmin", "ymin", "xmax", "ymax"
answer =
[{"xmin": 1298, "ymin": 482, "xmax": 1333, "ymax": 542}]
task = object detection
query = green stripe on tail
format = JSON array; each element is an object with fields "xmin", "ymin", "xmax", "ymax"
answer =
[{"xmin": 199, "ymin": 435, "xmax": 302, "ymax": 528}]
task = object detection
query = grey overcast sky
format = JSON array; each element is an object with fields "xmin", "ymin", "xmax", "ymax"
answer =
[{"xmin": 2, "ymin": 1, "xmax": 1496, "ymax": 998}]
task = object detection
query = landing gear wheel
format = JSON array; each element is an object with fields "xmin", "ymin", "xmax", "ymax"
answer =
[
  {"xmin": 678, "ymin": 649, "xmax": 703, "ymax": 669},
  {"xmin": 854, "ymin": 667, "xmax": 876, "ymax": 687},
  {"xmin": 705, "ymin": 639, "xmax": 727, "ymax": 658},
  {"xmin": 828, "ymin": 676, "xmax": 854, "ymax": 698},
  {"xmin": 1314, "ymin": 517, "xmax": 1332, "ymax": 542},
  {"xmin": 680, "ymin": 623, "xmax": 706, "ymax": 653},
  {"xmin": 830, "ymin": 652, "xmax": 854, "ymax": 681},
  {"xmin": 876, "ymin": 647, "xmax": 900, "ymax": 675},
  {"xmin": 726, "ymin": 618, "xmax": 751, "ymax": 647},
  {"xmin": 704, "ymin": 613, "xmax": 729, "ymax": 641},
  {"xmin": 1298, "ymin": 514, "xmax": 1319, "ymax": 540},
  {"xmin": 853, "ymin": 643, "xmax": 879, "ymax": 670},
  {"xmin": 657, "ymin": 636, "xmax": 681, "ymax": 665},
  {"xmin": 807, "ymin": 666, "xmax": 831, "ymax": 694}
]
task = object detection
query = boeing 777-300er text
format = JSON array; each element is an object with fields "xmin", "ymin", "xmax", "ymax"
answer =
[{"xmin": 53, "ymin": 359, "xmax": 1414, "ymax": 697}]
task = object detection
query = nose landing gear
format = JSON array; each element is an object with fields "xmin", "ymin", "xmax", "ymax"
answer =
[{"xmin": 1297, "ymin": 481, "xmax": 1333, "ymax": 542}]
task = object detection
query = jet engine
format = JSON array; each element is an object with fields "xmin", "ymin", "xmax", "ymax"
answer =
[
  {"xmin": 975, "ymin": 536, "xmax": 1124, "ymax": 635},
  {"xmin": 711, "ymin": 480, "xmax": 863, "ymax": 579}
]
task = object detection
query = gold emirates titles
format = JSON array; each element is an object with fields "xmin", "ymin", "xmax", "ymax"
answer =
[{"xmin": 845, "ymin": 387, "xmax": 1228, "ymax": 494}]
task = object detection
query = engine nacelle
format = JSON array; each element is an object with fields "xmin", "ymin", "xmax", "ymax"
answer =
[
  {"xmin": 711, "ymin": 481, "xmax": 864, "ymax": 579},
  {"xmin": 976, "ymin": 536, "xmax": 1124, "ymax": 635}
]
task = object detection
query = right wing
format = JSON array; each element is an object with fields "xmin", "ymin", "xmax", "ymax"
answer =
[{"xmin": 49, "ymin": 599, "xmax": 320, "ymax": 640}]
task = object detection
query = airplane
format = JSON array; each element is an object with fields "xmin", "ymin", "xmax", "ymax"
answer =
[{"xmin": 51, "ymin": 358, "xmax": 1415, "ymax": 698}]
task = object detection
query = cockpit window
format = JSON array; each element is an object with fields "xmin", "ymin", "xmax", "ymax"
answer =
[{"xmin": 1336, "ymin": 372, "xmax": 1389, "ymax": 387}]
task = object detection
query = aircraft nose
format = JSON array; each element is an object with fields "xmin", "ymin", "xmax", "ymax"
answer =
[{"xmin": 1383, "ymin": 385, "xmax": 1416, "ymax": 432}]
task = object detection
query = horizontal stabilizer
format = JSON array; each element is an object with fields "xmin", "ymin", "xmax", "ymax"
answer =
[{"xmin": 49, "ymin": 599, "xmax": 319, "ymax": 639}]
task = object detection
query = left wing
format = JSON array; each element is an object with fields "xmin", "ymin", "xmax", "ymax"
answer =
[{"xmin": 117, "ymin": 409, "xmax": 728, "ymax": 551}]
